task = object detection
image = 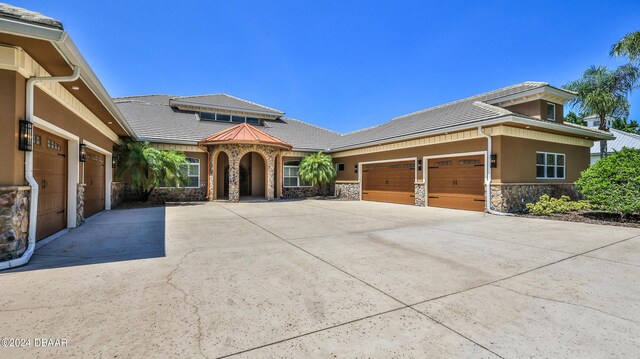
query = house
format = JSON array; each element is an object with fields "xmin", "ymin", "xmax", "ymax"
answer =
[
  {"xmin": 116, "ymin": 82, "xmax": 612, "ymax": 214},
  {"xmin": 0, "ymin": 4, "xmax": 135, "ymax": 267},
  {"xmin": 0, "ymin": 3, "xmax": 614, "ymax": 268},
  {"xmin": 584, "ymin": 115, "xmax": 640, "ymax": 164}
]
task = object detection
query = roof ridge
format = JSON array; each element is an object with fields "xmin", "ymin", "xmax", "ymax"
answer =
[
  {"xmin": 113, "ymin": 94, "xmax": 173, "ymax": 100},
  {"xmin": 173, "ymin": 93, "xmax": 284, "ymax": 114},
  {"xmin": 283, "ymin": 117, "xmax": 342, "ymax": 135},
  {"xmin": 114, "ymin": 99, "xmax": 170, "ymax": 107},
  {"xmin": 341, "ymin": 123, "xmax": 383, "ymax": 136},
  {"xmin": 389, "ymin": 81, "xmax": 548, "ymax": 122},
  {"xmin": 472, "ymin": 101, "xmax": 513, "ymax": 115}
]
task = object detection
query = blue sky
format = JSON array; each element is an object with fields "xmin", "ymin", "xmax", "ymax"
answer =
[{"xmin": 14, "ymin": 0, "xmax": 640, "ymax": 133}]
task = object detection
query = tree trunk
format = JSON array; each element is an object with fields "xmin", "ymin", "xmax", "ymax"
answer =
[{"xmin": 599, "ymin": 114, "xmax": 609, "ymax": 159}]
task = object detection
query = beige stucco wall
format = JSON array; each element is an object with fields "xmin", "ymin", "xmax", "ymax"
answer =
[
  {"xmin": 0, "ymin": 69, "xmax": 25, "ymax": 186},
  {"xmin": 251, "ymin": 153, "xmax": 265, "ymax": 196},
  {"xmin": 504, "ymin": 100, "xmax": 564, "ymax": 123}
]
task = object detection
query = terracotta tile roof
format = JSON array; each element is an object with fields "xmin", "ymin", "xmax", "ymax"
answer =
[{"xmin": 198, "ymin": 123, "xmax": 292, "ymax": 150}]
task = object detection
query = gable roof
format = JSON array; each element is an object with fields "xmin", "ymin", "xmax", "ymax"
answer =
[
  {"xmin": 169, "ymin": 93, "xmax": 284, "ymax": 116},
  {"xmin": 198, "ymin": 123, "xmax": 292, "ymax": 149},
  {"xmin": 330, "ymin": 82, "xmax": 565, "ymax": 150},
  {"xmin": 115, "ymin": 82, "xmax": 610, "ymax": 153},
  {"xmin": 591, "ymin": 129, "xmax": 640, "ymax": 154}
]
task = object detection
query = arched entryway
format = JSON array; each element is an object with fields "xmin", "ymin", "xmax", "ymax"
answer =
[
  {"xmin": 239, "ymin": 152, "xmax": 266, "ymax": 198},
  {"xmin": 199, "ymin": 123, "xmax": 293, "ymax": 202}
]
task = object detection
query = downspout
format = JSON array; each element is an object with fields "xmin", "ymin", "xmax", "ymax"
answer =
[
  {"xmin": 478, "ymin": 126, "xmax": 513, "ymax": 216},
  {"xmin": 0, "ymin": 66, "xmax": 80, "ymax": 270}
]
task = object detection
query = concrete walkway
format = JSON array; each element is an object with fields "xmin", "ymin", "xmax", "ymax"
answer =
[{"xmin": 1, "ymin": 200, "xmax": 639, "ymax": 358}]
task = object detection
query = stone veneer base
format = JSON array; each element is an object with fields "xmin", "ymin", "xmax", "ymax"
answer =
[
  {"xmin": 490, "ymin": 183, "xmax": 581, "ymax": 213},
  {"xmin": 148, "ymin": 186, "xmax": 207, "ymax": 203},
  {"xmin": 334, "ymin": 182, "xmax": 360, "ymax": 200},
  {"xmin": 0, "ymin": 186, "xmax": 30, "ymax": 261}
]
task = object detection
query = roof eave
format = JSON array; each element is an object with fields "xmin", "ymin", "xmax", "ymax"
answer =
[
  {"xmin": 170, "ymin": 99, "xmax": 285, "ymax": 117},
  {"xmin": 327, "ymin": 115, "xmax": 613, "ymax": 152}
]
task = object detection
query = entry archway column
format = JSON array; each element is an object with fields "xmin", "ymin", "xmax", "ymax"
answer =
[
  {"xmin": 228, "ymin": 155, "xmax": 241, "ymax": 202},
  {"xmin": 208, "ymin": 147, "xmax": 215, "ymax": 201},
  {"xmin": 265, "ymin": 154, "xmax": 275, "ymax": 200}
]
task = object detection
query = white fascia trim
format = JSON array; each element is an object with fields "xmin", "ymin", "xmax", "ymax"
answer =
[
  {"xmin": 0, "ymin": 17, "xmax": 63, "ymax": 41},
  {"xmin": 487, "ymin": 86, "xmax": 576, "ymax": 105},
  {"xmin": 54, "ymin": 35, "xmax": 135, "ymax": 137},
  {"xmin": 82, "ymin": 140, "xmax": 112, "ymax": 211},
  {"xmin": 357, "ymin": 157, "xmax": 418, "ymax": 200},
  {"xmin": 329, "ymin": 115, "xmax": 613, "ymax": 153}
]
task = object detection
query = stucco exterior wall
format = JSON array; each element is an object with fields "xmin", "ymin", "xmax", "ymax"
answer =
[
  {"xmin": 504, "ymin": 100, "xmax": 564, "ymax": 123},
  {"xmin": 497, "ymin": 136, "xmax": 589, "ymax": 183},
  {"xmin": 0, "ymin": 69, "xmax": 26, "ymax": 186}
]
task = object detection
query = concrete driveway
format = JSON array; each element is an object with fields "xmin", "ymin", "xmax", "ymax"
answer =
[{"xmin": 1, "ymin": 200, "xmax": 639, "ymax": 358}]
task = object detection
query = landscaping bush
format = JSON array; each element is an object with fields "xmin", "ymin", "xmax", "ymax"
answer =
[
  {"xmin": 576, "ymin": 147, "xmax": 640, "ymax": 215},
  {"xmin": 526, "ymin": 195, "xmax": 591, "ymax": 216}
]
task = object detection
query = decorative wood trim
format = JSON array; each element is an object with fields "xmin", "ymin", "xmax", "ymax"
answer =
[
  {"xmin": 331, "ymin": 124, "xmax": 593, "ymax": 158},
  {"xmin": 0, "ymin": 45, "xmax": 119, "ymax": 143}
]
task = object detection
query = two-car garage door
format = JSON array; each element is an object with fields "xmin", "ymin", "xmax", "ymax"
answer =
[{"xmin": 360, "ymin": 155, "xmax": 485, "ymax": 211}]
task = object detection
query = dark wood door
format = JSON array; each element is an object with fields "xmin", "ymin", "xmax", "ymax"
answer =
[
  {"xmin": 362, "ymin": 160, "xmax": 415, "ymax": 205},
  {"xmin": 84, "ymin": 148, "xmax": 105, "ymax": 218},
  {"xmin": 33, "ymin": 128, "xmax": 67, "ymax": 240},
  {"xmin": 427, "ymin": 155, "xmax": 485, "ymax": 211}
]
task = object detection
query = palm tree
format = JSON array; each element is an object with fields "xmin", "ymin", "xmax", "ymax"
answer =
[
  {"xmin": 115, "ymin": 138, "xmax": 188, "ymax": 200},
  {"xmin": 564, "ymin": 65, "xmax": 639, "ymax": 158},
  {"xmin": 298, "ymin": 152, "xmax": 337, "ymax": 198},
  {"xmin": 611, "ymin": 30, "xmax": 640, "ymax": 65}
]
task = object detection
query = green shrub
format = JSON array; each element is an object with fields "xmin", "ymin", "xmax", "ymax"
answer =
[
  {"xmin": 526, "ymin": 195, "xmax": 591, "ymax": 216},
  {"xmin": 576, "ymin": 147, "xmax": 640, "ymax": 215}
]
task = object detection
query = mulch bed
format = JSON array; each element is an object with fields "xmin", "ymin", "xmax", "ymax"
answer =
[{"xmin": 520, "ymin": 211, "xmax": 640, "ymax": 228}]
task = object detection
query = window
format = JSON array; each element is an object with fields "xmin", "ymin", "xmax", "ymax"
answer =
[
  {"xmin": 198, "ymin": 112, "xmax": 263, "ymax": 125},
  {"xmin": 546, "ymin": 102, "xmax": 556, "ymax": 121},
  {"xmin": 185, "ymin": 157, "xmax": 200, "ymax": 187},
  {"xmin": 335, "ymin": 163, "xmax": 345, "ymax": 171},
  {"xmin": 283, "ymin": 161, "xmax": 311, "ymax": 187},
  {"xmin": 160, "ymin": 157, "xmax": 200, "ymax": 188},
  {"xmin": 536, "ymin": 152, "xmax": 565, "ymax": 179}
]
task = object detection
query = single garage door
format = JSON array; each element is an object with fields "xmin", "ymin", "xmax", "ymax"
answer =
[
  {"xmin": 362, "ymin": 160, "xmax": 415, "ymax": 205},
  {"xmin": 427, "ymin": 154, "xmax": 485, "ymax": 211},
  {"xmin": 33, "ymin": 128, "xmax": 67, "ymax": 240},
  {"xmin": 84, "ymin": 148, "xmax": 105, "ymax": 218}
]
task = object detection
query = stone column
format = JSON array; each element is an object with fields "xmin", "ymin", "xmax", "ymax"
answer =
[
  {"xmin": 208, "ymin": 147, "xmax": 215, "ymax": 201},
  {"xmin": 77, "ymin": 183, "xmax": 86, "ymax": 226},
  {"xmin": 275, "ymin": 154, "xmax": 283, "ymax": 198},
  {"xmin": 414, "ymin": 182, "xmax": 426, "ymax": 206},
  {"xmin": 228, "ymin": 156, "xmax": 240, "ymax": 202},
  {"xmin": 265, "ymin": 154, "xmax": 275, "ymax": 200}
]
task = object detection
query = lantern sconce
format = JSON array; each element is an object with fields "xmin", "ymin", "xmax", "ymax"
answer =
[
  {"xmin": 18, "ymin": 120, "xmax": 33, "ymax": 151},
  {"xmin": 112, "ymin": 155, "xmax": 118, "ymax": 168},
  {"xmin": 417, "ymin": 159, "xmax": 422, "ymax": 171},
  {"xmin": 79, "ymin": 143, "xmax": 87, "ymax": 162},
  {"xmin": 490, "ymin": 154, "xmax": 497, "ymax": 168},
  {"xmin": 354, "ymin": 164, "xmax": 358, "ymax": 174}
]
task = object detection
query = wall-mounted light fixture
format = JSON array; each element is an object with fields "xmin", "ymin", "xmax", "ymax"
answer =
[
  {"xmin": 354, "ymin": 164, "xmax": 358, "ymax": 174},
  {"xmin": 417, "ymin": 159, "xmax": 422, "ymax": 171},
  {"xmin": 112, "ymin": 155, "xmax": 118, "ymax": 168},
  {"xmin": 79, "ymin": 143, "xmax": 87, "ymax": 162},
  {"xmin": 490, "ymin": 154, "xmax": 497, "ymax": 168},
  {"xmin": 18, "ymin": 120, "xmax": 33, "ymax": 151}
]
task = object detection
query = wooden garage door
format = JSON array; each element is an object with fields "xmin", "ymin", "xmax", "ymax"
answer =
[
  {"xmin": 84, "ymin": 148, "xmax": 105, "ymax": 218},
  {"xmin": 33, "ymin": 128, "xmax": 67, "ymax": 240},
  {"xmin": 362, "ymin": 160, "xmax": 415, "ymax": 205},
  {"xmin": 427, "ymin": 155, "xmax": 485, "ymax": 211}
]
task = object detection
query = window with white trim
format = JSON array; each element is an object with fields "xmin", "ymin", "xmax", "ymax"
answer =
[
  {"xmin": 283, "ymin": 161, "xmax": 311, "ymax": 187},
  {"xmin": 160, "ymin": 157, "xmax": 200, "ymax": 188},
  {"xmin": 185, "ymin": 157, "xmax": 200, "ymax": 187},
  {"xmin": 536, "ymin": 152, "xmax": 565, "ymax": 179},
  {"xmin": 335, "ymin": 163, "xmax": 345, "ymax": 171},
  {"xmin": 546, "ymin": 102, "xmax": 556, "ymax": 121}
]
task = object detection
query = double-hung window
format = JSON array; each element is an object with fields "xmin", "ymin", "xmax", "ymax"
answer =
[
  {"xmin": 283, "ymin": 161, "xmax": 310, "ymax": 187},
  {"xmin": 546, "ymin": 102, "xmax": 556, "ymax": 121},
  {"xmin": 185, "ymin": 157, "xmax": 200, "ymax": 187},
  {"xmin": 536, "ymin": 152, "xmax": 565, "ymax": 179}
]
